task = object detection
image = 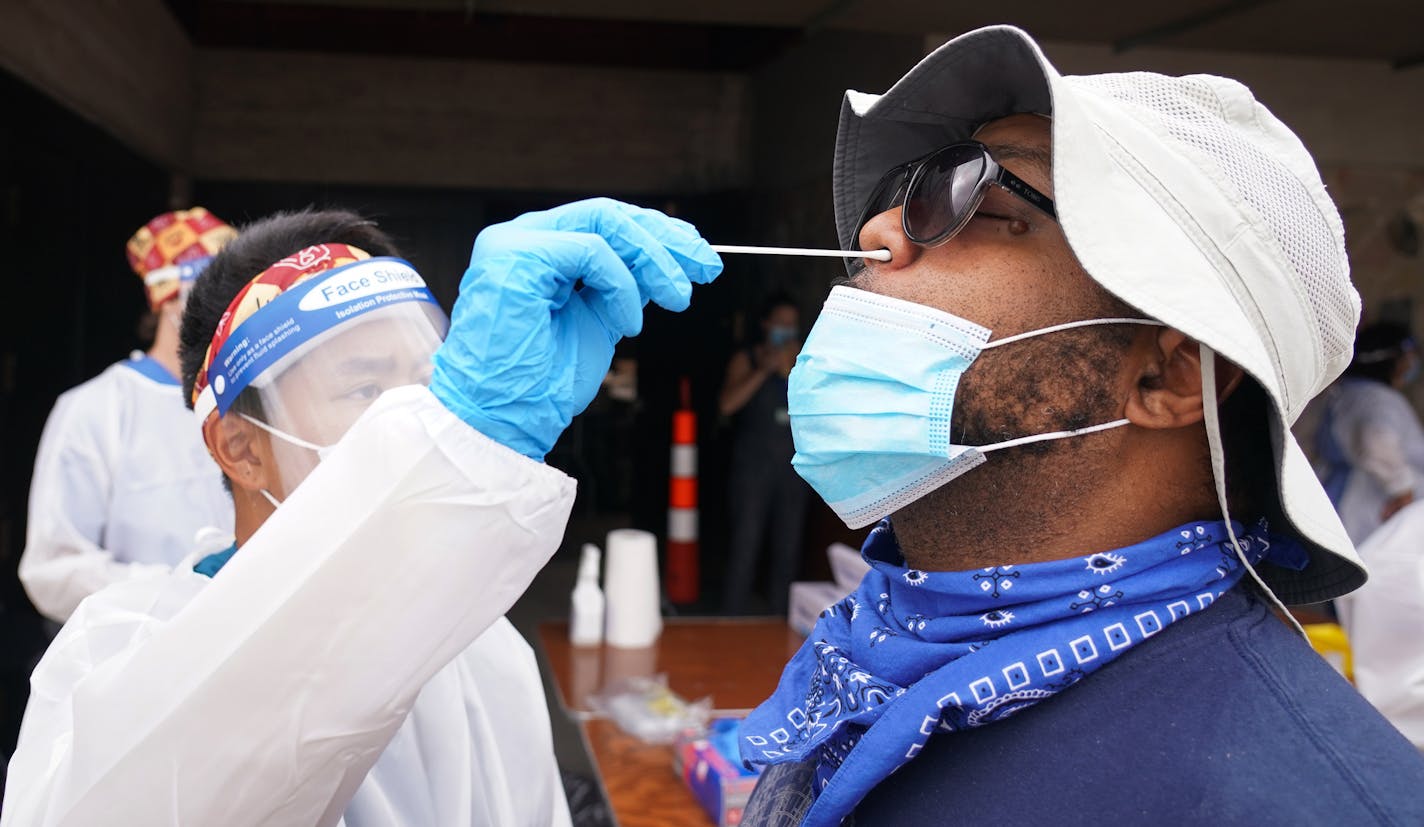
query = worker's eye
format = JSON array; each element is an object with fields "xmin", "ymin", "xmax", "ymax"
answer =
[{"xmin": 339, "ymin": 383, "xmax": 382, "ymax": 403}]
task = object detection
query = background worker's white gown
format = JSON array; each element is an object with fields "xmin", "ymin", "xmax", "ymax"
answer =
[
  {"xmin": 3, "ymin": 386, "xmax": 577, "ymax": 826},
  {"xmin": 1337, "ymin": 499, "xmax": 1424, "ymax": 751},
  {"xmin": 20, "ymin": 353, "xmax": 233, "ymax": 621},
  {"xmin": 1316, "ymin": 377, "xmax": 1424, "ymax": 545}
]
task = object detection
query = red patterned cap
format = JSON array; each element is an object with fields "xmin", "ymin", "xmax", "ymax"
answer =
[{"xmin": 127, "ymin": 207, "xmax": 238, "ymax": 310}]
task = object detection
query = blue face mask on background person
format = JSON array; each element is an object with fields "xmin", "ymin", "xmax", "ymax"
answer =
[
  {"xmin": 789, "ymin": 286, "xmax": 1160, "ymax": 528},
  {"xmin": 767, "ymin": 325, "xmax": 798, "ymax": 347}
]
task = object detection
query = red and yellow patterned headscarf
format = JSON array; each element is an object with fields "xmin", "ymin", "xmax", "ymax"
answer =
[
  {"xmin": 126, "ymin": 207, "xmax": 238, "ymax": 310},
  {"xmin": 191, "ymin": 243, "xmax": 371, "ymax": 418}
]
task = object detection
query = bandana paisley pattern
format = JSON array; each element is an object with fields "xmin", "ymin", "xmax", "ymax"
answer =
[{"xmin": 740, "ymin": 519, "xmax": 1294, "ymax": 827}]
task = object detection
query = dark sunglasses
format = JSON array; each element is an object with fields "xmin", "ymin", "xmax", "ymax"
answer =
[{"xmin": 846, "ymin": 140, "xmax": 1058, "ymax": 275}]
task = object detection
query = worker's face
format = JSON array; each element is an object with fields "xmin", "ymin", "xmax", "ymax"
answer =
[
  {"xmin": 848, "ymin": 115, "xmax": 1142, "ymax": 514},
  {"xmin": 260, "ymin": 313, "xmax": 441, "ymax": 497}
]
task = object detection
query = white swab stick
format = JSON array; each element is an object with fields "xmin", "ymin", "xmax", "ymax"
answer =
[{"xmin": 710, "ymin": 244, "xmax": 891, "ymax": 261}]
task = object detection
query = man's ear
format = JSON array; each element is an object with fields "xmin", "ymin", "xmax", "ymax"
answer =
[
  {"xmin": 1125, "ymin": 328, "xmax": 1243, "ymax": 430},
  {"xmin": 202, "ymin": 414, "xmax": 274, "ymax": 493}
]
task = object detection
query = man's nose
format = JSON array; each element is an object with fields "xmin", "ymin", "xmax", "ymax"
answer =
[{"xmin": 856, "ymin": 207, "xmax": 919, "ymax": 274}]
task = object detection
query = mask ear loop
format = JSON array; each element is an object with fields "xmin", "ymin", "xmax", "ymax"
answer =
[
  {"xmin": 981, "ymin": 317, "xmax": 1162, "ymax": 350},
  {"xmin": 237, "ymin": 412, "xmax": 326, "ymax": 453},
  {"xmin": 236, "ymin": 413, "xmax": 321, "ymax": 510},
  {"xmin": 1199, "ymin": 343, "xmax": 1305, "ymax": 638}
]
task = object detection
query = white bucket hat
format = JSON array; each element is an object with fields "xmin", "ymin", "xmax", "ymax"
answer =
[{"xmin": 832, "ymin": 25, "xmax": 1364, "ymax": 605}]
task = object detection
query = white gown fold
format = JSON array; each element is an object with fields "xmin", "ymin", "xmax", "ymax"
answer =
[{"xmin": 1337, "ymin": 499, "xmax": 1424, "ymax": 751}]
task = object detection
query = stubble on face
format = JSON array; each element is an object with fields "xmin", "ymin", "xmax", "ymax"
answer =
[
  {"xmin": 844, "ymin": 113, "xmax": 1152, "ymax": 571},
  {"xmin": 891, "ymin": 298, "xmax": 1141, "ymax": 573}
]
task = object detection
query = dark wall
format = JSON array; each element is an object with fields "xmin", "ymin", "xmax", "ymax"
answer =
[{"xmin": 0, "ymin": 69, "xmax": 172, "ymax": 764}]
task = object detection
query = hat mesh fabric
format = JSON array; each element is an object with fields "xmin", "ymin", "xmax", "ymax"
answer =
[{"xmin": 1071, "ymin": 73, "xmax": 1356, "ymax": 395}]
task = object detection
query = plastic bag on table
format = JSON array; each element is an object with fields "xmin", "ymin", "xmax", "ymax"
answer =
[{"xmin": 588, "ymin": 674, "xmax": 711, "ymax": 744}]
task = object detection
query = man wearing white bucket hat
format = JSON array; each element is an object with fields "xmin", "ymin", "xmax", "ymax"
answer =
[
  {"xmin": 3, "ymin": 201, "xmax": 721, "ymax": 825},
  {"xmin": 740, "ymin": 25, "xmax": 1424, "ymax": 826}
]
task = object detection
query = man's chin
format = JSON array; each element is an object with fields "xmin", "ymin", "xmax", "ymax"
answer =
[{"xmin": 889, "ymin": 480, "xmax": 973, "ymax": 545}]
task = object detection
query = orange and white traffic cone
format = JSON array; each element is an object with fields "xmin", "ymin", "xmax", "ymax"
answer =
[{"xmin": 667, "ymin": 377, "xmax": 699, "ymax": 604}]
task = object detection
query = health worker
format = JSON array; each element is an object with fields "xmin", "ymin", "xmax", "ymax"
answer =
[
  {"xmin": 3, "ymin": 202, "xmax": 721, "ymax": 826},
  {"xmin": 1314, "ymin": 321, "xmax": 1424, "ymax": 544},
  {"xmin": 20, "ymin": 208, "xmax": 236, "ymax": 622}
]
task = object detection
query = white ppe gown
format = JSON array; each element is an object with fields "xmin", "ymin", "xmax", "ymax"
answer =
[
  {"xmin": 3, "ymin": 386, "xmax": 577, "ymax": 826},
  {"xmin": 1316, "ymin": 377, "xmax": 1424, "ymax": 544},
  {"xmin": 1337, "ymin": 499, "xmax": 1424, "ymax": 750},
  {"xmin": 20, "ymin": 354, "xmax": 233, "ymax": 622}
]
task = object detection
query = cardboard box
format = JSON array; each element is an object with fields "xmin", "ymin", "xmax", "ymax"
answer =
[{"xmin": 674, "ymin": 717, "xmax": 762, "ymax": 827}]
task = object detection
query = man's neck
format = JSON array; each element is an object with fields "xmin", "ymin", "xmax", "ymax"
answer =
[
  {"xmin": 892, "ymin": 437, "xmax": 1219, "ymax": 571},
  {"xmin": 147, "ymin": 313, "xmax": 182, "ymax": 381}
]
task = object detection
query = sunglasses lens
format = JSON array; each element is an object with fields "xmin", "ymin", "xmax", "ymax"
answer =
[{"xmin": 904, "ymin": 145, "xmax": 987, "ymax": 243}]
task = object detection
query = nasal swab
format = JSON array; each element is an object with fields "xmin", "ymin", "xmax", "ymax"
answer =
[{"xmin": 710, "ymin": 244, "xmax": 891, "ymax": 262}]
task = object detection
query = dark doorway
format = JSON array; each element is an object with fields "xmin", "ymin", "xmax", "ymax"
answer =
[{"xmin": 0, "ymin": 68, "xmax": 172, "ymax": 770}]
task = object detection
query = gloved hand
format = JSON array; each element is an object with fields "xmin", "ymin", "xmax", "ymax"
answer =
[{"xmin": 431, "ymin": 198, "xmax": 722, "ymax": 459}]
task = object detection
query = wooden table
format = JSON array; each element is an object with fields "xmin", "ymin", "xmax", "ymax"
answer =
[{"xmin": 538, "ymin": 617, "xmax": 804, "ymax": 827}]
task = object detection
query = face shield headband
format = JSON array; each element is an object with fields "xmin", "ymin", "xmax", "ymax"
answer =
[{"xmin": 191, "ymin": 243, "xmax": 443, "ymax": 425}]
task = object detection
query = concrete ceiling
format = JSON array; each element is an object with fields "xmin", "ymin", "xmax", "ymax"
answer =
[{"xmin": 173, "ymin": 0, "xmax": 1424, "ymax": 68}]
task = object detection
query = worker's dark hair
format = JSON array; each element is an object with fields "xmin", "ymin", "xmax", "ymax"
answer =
[
  {"xmin": 178, "ymin": 209, "xmax": 399, "ymax": 491},
  {"xmin": 759, "ymin": 290, "xmax": 798, "ymax": 322},
  {"xmin": 1344, "ymin": 321, "xmax": 1414, "ymax": 385},
  {"xmin": 136, "ymin": 310, "xmax": 159, "ymax": 347}
]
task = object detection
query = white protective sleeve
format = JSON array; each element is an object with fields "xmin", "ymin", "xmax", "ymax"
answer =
[
  {"xmin": 19, "ymin": 380, "xmax": 171, "ymax": 621},
  {"xmin": 3, "ymin": 385, "xmax": 577, "ymax": 826},
  {"xmin": 1337, "ymin": 499, "xmax": 1424, "ymax": 750}
]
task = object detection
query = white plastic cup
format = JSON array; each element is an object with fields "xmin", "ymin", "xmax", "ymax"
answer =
[{"xmin": 603, "ymin": 528, "xmax": 663, "ymax": 648}]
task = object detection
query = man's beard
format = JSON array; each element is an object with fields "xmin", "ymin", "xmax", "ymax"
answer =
[
  {"xmin": 890, "ymin": 324, "xmax": 1137, "ymax": 570},
  {"xmin": 951, "ymin": 324, "xmax": 1134, "ymax": 449}
]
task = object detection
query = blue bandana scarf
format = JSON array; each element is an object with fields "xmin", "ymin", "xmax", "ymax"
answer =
[{"xmin": 741, "ymin": 518, "xmax": 1297, "ymax": 827}]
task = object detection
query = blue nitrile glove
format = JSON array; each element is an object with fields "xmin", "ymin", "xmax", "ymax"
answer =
[{"xmin": 431, "ymin": 198, "xmax": 722, "ymax": 459}]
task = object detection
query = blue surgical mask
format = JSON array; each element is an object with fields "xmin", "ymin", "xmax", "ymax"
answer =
[
  {"xmin": 767, "ymin": 325, "xmax": 798, "ymax": 347},
  {"xmin": 789, "ymin": 286, "xmax": 1159, "ymax": 528}
]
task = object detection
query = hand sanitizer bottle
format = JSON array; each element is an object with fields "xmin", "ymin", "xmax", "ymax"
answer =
[{"xmin": 570, "ymin": 543, "xmax": 605, "ymax": 646}]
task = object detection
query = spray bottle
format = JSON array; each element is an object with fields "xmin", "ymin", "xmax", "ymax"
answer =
[{"xmin": 570, "ymin": 543, "xmax": 606, "ymax": 646}]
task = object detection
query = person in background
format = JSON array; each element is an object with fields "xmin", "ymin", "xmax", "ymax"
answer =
[
  {"xmin": 19, "ymin": 208, "xmax": 236, "ymax": 623},
  {"xmin": 1315, "ymin": 320, "xmax": 1424, "ymax": 544},
  {"xmin": 3, "ymin": 201, "xmax": 720, "ymax": 825},
  {"xmin": 720, "ymin": 292, "xmax": 811, "ymax": 614}
]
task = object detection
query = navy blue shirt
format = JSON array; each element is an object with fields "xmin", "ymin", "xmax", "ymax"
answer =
[{"xmin": 744, "ymin": 586, "xmax": 1424, "ymax": 825}]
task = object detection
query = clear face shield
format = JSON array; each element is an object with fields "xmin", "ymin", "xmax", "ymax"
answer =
[{"xmin": 193, "ymin": 247, "xmax": 449, "ymax": 501}]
